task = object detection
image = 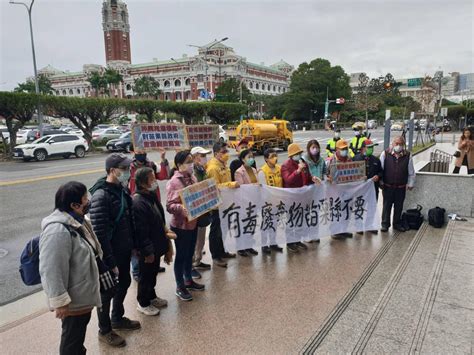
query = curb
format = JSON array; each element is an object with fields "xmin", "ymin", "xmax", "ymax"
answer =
[{"xmin": 412, "ymin": 142, "xmax": 436, "ymax": 156}]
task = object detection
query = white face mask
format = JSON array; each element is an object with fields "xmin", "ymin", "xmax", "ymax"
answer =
[
  {"xmin": 334, "ymin": 133, "xmax": 340, "ymax": 138},
  {"xmin": 393, "ymin": 145, "xmax": 403, "ymax": 153},
  {"xmin": 147, "ymin": 181, "xmax": 159, "ymax": 192},
  {"xmin": 116, "ymin": 169, "xmax": 130, "ymax": 188},
  {"xmin": 292, "ymin": 154, "xmax": 301, "ymax": 161},
  {"xmin": 339, "ymin": 150, "xmax": 348, "ymax": 157}
]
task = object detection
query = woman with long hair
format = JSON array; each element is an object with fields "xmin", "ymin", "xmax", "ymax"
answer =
[{"xmin": 453, "ymin": 127, "xmax": 474, "ymax": 174}]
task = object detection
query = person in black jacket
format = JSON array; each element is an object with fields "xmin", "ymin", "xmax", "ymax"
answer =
[
  {"xmin": 229, "ymin": 138, "xmax": 256, "ymax": 181},
  {"xmin": 89, "ymin": 153, "xmax": 140, "ymax": 348},
  {"xmin": 353, "ymin": 139, "xmax": 383, "ymax": 234},
  {"xmin": 132, "ymin": 167, "xmax": 176, "ymax": 316}
]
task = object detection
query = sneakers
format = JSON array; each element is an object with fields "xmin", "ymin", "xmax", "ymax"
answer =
[
  {"xmin": 238, "ymin": 250, "xmax": 249, "ymax": 257},
  {"xmin": 191, "ymin": 268, "xmax": 202, "ymax": 279},
  {"xmin": 247, "ymin": 248, "xmax": 259, "ymax": 256},
  {"xmin": 111, "ymin": 317, "xmax": 141, "ymax": 331},
  {"xmin": 137, "ymin": 304, "xmax": 160, "ymax": 316},
  {"xmin": 270, "ymin": 245, "xmax": 283, "ymax": 252},
  {"xmin": 287, "ymin": 244, "xmax": 299, "ymax": 253},
  {"xmin": 185, "ymin": 280, "xmax": 205, "ymax": 291},
  {"xmin": 296, "ymin": 242, "xmax": 308, "ymax": 250},
  {"xmin": 98, "ymin": 330, "xmax": 126, "ymax": 348},
  {"xmin": 194, "ymin": 262, "xmax": 211, "ymax": 270},
  {"xmin": 176, "ymin": 287, "xmax": 193, "ymax": 301},
  {"xmin": 223, "ymin": 252, "xmax": 236, "ymax": 259},
  {"xmin": 213, "ymin": 258, "xmax": 228, "ymax": 268},
  {"xmin": 262, "ymin": 246, "xmax": 271, "ymax": 255},
  {"xmin": 150, "ymin": 297, "xmax": 168, "ymax": 308}
]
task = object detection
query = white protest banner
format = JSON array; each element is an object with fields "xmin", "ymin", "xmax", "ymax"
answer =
[
  {"xmin": 180, "ymin": 178, "xmax": 221, "ymax": 220},
  {"xmin": 219, "ymin": 180, "xmax": 380, "ymax": 252}
]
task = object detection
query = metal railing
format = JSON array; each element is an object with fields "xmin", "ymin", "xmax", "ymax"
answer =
[{"xmin": 429, "ymin": 149, "xmax": 452, "ymax": 173}]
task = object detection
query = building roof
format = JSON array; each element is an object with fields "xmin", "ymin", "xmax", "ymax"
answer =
[
  {"xmin": 129, "ymin": 57, "xmax": 189, "ymax": 69},
  {"xmin": 247, "ymin": 61, "xmax": 287, "ymax": 75}
]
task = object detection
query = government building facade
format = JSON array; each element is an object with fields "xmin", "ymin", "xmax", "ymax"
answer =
[{"xmin": 37, "ymin": 0, "xmax": 293, "ymax": 101}]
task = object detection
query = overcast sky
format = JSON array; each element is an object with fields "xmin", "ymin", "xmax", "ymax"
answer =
[{"xmin": 1, "ymin": 0, "xmax": 473, "ymax": 90}]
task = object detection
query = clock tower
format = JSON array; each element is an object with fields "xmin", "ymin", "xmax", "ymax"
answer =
[{"xmin": 102, "ymin": 0, "xmax": 131, "ymax": 64}]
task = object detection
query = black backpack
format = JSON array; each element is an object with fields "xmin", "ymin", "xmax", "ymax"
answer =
[
  {"xmin": 428, "ymin": 207, "xmax": 446, "ymax": 228},
  {"xmin": 402, "ymin": 205, "xmax": 424, "ymax": 230}
]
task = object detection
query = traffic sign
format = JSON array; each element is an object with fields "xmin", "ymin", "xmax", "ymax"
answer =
[{"xmin": 336, "ymin": 98, "xmax": 345, "ymax": 104}]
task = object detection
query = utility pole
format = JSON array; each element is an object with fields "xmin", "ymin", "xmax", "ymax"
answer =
[{"xmin": 10, "ymin": 0, "xmax": 43, "ymax": 136}]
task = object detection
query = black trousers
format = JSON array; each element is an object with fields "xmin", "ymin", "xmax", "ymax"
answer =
[
  {"xmin": 60, "ymin": 312, "xmax": 91, "ymax": 355},
  {"xmin": 209, "ymin": 210, "xmax": 226, "ymax": 259},
  {"xmin": 137, "ymin": 255, "xmax": 160, "ymax": 307},
  {"xmin": 97, "ymin": 253, "xmax": 132, "ymax": 334},
  {"xmin": 382, "ymin": 187, "xmax": 406, "ymax": 228}
]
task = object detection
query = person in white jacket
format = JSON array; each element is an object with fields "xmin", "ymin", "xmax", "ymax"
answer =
[{"xmin": 39, "ymin": 181, "xmax": 101, "ymax": 355}]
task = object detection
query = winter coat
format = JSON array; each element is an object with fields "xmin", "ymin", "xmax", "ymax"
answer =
[
  {"xmin": 129, "ymin": 159, "xmax": 169, "ymax": 200},
  {"xmin": 455, "ymin": 137, "xmax": 474, "ymax": 168},
  {"xmin": 281, "ymin": 158, "xmax": 310, "ymax": 188},
  {"xmin": 39, "ymin": 210, "xmax": 101, "ymax": 313},
  {"xmin": 234, "ymin": 164, "xmax": 258, "ymax": 185},
  {"xmin": 206, "ymin": 157, "xmax": 238, "ymax": 188},
  {"xmin": 89, "ymin": 178, "xmax": 134, "ymax": 269},
  {"xmin": 132, "ymin": 191, "xmax": 169, "ymax": 257},
  {"xmin": 166, "ymin": 171, "xmax": 198, "ymax": 230}
]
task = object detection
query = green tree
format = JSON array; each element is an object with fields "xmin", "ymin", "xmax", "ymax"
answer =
[
  {"xmin": 104, "ymin": 68, "xmax": 123, "ymax": 97},
  {"xmin": 44, "ymin": 96, "xmax": 121, "ymax": 146},
  {"xmin": 284, "ymin": 58, "xmax": 352, "ymax": 121},
  {"xmin": 87, "ymin": 71, "xmax": 107, "ymax": 97},
  {"xmin": 133, "ymin": 76, "xmax": 161, "ymax": 99},
  {"xmin": 0, "ymin": 92, "xmax": 38, "ymax": 156},
  {"xmin": 14, "ymin": 74, "xmax": 53, "ymax": 95},
  {"xmin": 215, "ymin": 78, "xmax": 251, "ymax": 103}
]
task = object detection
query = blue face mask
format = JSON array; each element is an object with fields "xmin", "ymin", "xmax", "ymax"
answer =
[
  {"xmin": 116, "ymin": 169, "xmax": 131, "ymax": 188},
  {"xmin": 246, "ymin": 158, "xmax": 255, "ymax": 167}
]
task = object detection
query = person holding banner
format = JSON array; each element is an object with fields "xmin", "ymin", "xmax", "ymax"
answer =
[
  {"xmin": 281, "ymin": 143, "xmax": 310, "ymax": 252},
  {"xmin": 129, "ymin": 148, "xmax": 170, "ymax": 282},
  {"xmin": 257, "ymin": 148, "xmax": 284, "ymax": 255},
  {"xmin": 166, "ymin": 151, "xmax": 205, "ymax": 301},
  {"xmin": 133, "ymin": 167, "xmax": 176, "ymax": 315},
  {"xmin": 326, "ymin": 139, "xmax": 354, "ymax": 239},
  {"xmin": 380, "ymin": 136, "xmax": 415, "ymax": 233},
  {"xmin": 234, "ymin": 149, "xmax": 259, "ymax": 257},
  {"xmin": 353, "ymin": 139, "xmax": 383, "ymax": 234},
  {"xmin": 206, "ymin": 142, "xmax": 240, "ymax": 268},
  {"xmin": 190, "ymin": 146, "xmax": 213, "ymax": 276}
]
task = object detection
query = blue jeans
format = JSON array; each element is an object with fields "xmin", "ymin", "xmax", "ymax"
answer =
[
  {"xmin": 172, "ymin": 226, "xmax": 198, "ymax": 288},
  {"xmin": 131, "ymin": 254, "xmax": 140, "ymax": 278}
]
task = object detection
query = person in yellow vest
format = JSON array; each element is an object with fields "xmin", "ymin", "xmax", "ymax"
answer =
[
  {"xmin": 257, "ymin": 148, "xmax": 284, "ymax": 255},
  {"xmin": 349, "ymin": 127, "xmax": 367, "ymax": 158},
  {"xmin": 326, "ymin": 129, "xmax": 341, "ymax": 158},
  {"xmin": 206, "ymin": 142, "xmax": 239, "ymax": 268}
]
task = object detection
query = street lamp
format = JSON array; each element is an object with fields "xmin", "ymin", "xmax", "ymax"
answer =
[
  {"xmin": 188, "ymin": 37, "xmax": 228, "ymax": 100},
  {"xmin": 10, "ymin": 0, "xmax": 43, "ymax": 136},
  {"xmin": 170, "ymin": 58, "xmax": 185, "ymax": 102}
]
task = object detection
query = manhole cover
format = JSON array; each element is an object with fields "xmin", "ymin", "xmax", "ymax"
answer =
[{"xmin": 0, "ymin": 248, "xmax": 8, "ymax": 258}]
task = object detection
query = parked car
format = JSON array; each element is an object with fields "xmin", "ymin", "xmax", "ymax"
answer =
[
  {"xmin": 106, "ymin": 132, "xmax": 133, "ymax": 152},
  {"xmin": 391, "ymin": 121, "xmax": 404, "ymax": 131},
  {"xmin": 368, "ymin": 120, "xmax": 378, "ymax": 129},
  {"xmin": 92, "ymin": 128, "xmax": 122, "ymax": 143},
  {"xmin": 26, "ymin": 129, "xmax": 69, "ymax": 142},
  {"xmin": 219, "ymin": 125, "xmax": 228, "ymax": 142},
  {"xmin": 16, "ymin": 129, "xmax": 31, "ymax": 145},
  {"xmin": 13, "ymin": 134, "xmax": 89, "ymax": 162},
  {"xmin": 96, "ymin": 124, "xmax": 111, "ymax": 130},
  {"xmin": 0, "ymin": 126, "xmax": 10, "ymax": 144}
]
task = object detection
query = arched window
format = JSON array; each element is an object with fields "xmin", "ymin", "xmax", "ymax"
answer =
[
  {"xmin": 69, "ymin": 89, "xmax": 73, "ymax": 95},
  {"xmin": 174, "ymin": 79, "xmax": 181, "ymax": 87},
  {"xmin": 185, "ymin": 91, "xmax": 191, "ymax": 100},
  {"xmin": 164, "ymin": 80, "xmax": 170, "ymax": 88},
  {"xmin": 262, "ymin": 84, "xmax": 265, "ymax": 91},
  {"xmin": 185, "ymin": 78, "xmax": 191, "ymax": 86},
  {"xmin": 176, "ymin": 92, "xmax": 182, "ymax": 101},
  {"xmin": 56, "ymin": 90, "xmax": 60, "ymax": 95},
  {"xmin": 62, "ymin": 90, "xmax": 66, "ymax": 95},
  {"xmin": 126, "ymin": 84, "xmax": 132, "ymax": 90},
  {"xmin": 256, "ymin": 83, "xmax": 259, "ymax": 90},
  {"xmin": 249, "ymin": 82, "xmax": 253, "ymax": 89},
  {"xmin": 77, "ymin": 88, "xmax": 81, "ymax": 94},
  {"xmin": 278, "ymin": 87, "xmax": 281, "ymax": 93},
  {"xmin": 273, "ymin": 85, "xmax": 276, "ymax": 92},
  {"xmin": 165, "ymin": 92, "xmax": 171, "ymax": 100}
]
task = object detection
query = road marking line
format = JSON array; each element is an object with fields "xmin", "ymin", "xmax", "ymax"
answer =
[{"xmin": 0, "ymin": 168, "xmax": 104, "ymax": 186}]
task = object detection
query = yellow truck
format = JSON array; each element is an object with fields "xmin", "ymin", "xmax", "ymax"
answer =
[{"xmin": 228, "ymin": 118, "xmax": 293, "ymax": 154}]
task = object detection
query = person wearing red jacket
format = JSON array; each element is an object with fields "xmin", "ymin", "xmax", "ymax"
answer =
[
  {"xmin": 281, "ymin": 143, "xmax": 310, "ymax": 253},
  {"xmin": 129, "ymin": 148, "xmax": 170, "ymax": 281}
]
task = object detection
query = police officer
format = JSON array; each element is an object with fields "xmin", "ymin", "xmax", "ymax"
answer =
[
  {"xmin": 326, "ymin": 129, "xmax": 341, "ymax": 158},
  {"xmin": 349, "ymin": 127, "xmax": 367, "ymax": 157}
]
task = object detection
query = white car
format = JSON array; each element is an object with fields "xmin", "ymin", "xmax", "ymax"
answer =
[
  {"xmin": 92, "ymin": 128, "xmax": 122, "ymax": 142},
  {"xmin": 0, "ymin": 126, "xmax": 10, "ymax": 144},
  {"xmin": 16, "ymin": 129, "xmax": 31, "ymax": 145},
  {"xmin": 219, "ymin": 125, "xmax": 228, "ymax": 142},
  {"xmin": 13, "ymin": 134, "xmax": 89, "ymax": 162}
]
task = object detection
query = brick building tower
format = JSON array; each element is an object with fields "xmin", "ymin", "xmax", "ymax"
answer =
[{"xmin": 102, "ymin": 0, "xmax": 131, "ymax": 64}]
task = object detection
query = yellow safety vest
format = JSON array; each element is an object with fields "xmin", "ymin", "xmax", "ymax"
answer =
[
  {"xmin": 326, "ymin": 138, "xmax": 337, "ymax": 157},
  {"xmin": 260, "ymin": 164, "xmax": 283, "ymax": 187},
  {"xmin": 349, "ymin": 136, "xmax": 367, "ymax": 157}
]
